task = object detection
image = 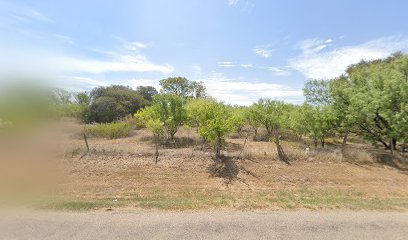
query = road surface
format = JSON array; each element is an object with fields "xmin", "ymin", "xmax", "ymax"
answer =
[{"xmin": 0, "ymin": 210, "xmax": 407, "ymax": 239}]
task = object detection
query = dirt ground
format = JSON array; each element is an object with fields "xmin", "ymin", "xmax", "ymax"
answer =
[
  {"xmin": 19, "ymin": 118, "xmax": 408, "ymax": 211},
  {"xmin": 34, "ymin": 120, "xmax": 408, "ymax": 211}
]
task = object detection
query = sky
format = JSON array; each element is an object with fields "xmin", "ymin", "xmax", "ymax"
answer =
[{"xmin": 1, "ymin": 0, "xmax": 408, "ymax": 105}]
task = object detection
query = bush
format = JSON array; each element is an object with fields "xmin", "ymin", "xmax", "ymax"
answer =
[
  {"xmin": 83, "ymin": 86, "xmax": 149, "ymax": 123},
  {"xmin": 84, "ymin": 122, "xmax": 132, "ymax": 139}
]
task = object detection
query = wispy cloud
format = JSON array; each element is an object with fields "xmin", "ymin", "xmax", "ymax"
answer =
[
  {"xmin": 253, "ymin": 44, "xmax": 274, "ymax": 58},
  {"xmin": 226, "ymin": 0, "xmax": 239, "ymax": 6},
  {"xmin": 198, "ymin": 72, "xmax": 303, "ymax": 105},
  {"xmin": 240, "ymin": 64, "xmax": 253, "ymax": 68},
  {"xmin": 268, "ymin": 67, "xmax": 291, "ymax": 76},
  {"xmin": 4, "ymin": 3, "xmax": 53, "ymax": 24},
  {"xmin": 124, "ymin": 41, "xmax": 152, "ymax": 51},
  {"xmin": 58, "ymin": 76, "xmax": 109, "ymax": 92},
  {"xmin": 217, "ymin": 61, "xmax": 235, "ymax": 67},
  {"xmin": 127, "ymin": 78, "xmax": 162, "ymax": 91},
  {"xmin": 57, "ymin": 54, "xmax": 174, "ymax": 74},
  {"xmin": 296, "ymin": 38, "xmax": 332, "ymax": 55},
  {"xmin": 289, "ymin": 36, "xmax": 408, "ymax": 79}
]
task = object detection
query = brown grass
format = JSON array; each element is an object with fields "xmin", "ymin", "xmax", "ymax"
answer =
[{"xmin": 10, "ymin": 118, "xmax": 408, "ymax": 211}]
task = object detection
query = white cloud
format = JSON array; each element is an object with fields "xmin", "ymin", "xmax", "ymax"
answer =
[
  {"xmin": 268, "ymin": 67, "xmax": 291, "ymax": 76},
  {"xmin": 4, "ymin": 4, "xmax": 53, "ymax": 24},
  {"xmin": 240, "ymin": 64, "xmax": 253, "ymax": 68},
  {"xmin": 197, "ymin": 72, "xmax": 303, "ymax": 105},
  {"xmin": 57, "ymin": 54, "xmax": 174, "ymax": 74},
  {"xmin": 57, "ymin": 76, "xmax": 109, "ymax": 92},
  {"xmin": 296, "ymin": 38, "xmax": 333, "ymax": 55},
  {"xmin": 124, "ymin": 41, "xmax": 150, "ymax": 51},
  {"xmin": 290, "ymin": 36, "xmax": 408, "ymax": 79},
  {"xmin": 226, "ymin": 0, "xmax": 239, "ymax": 6},
  {"xmin": 127, "ymin": 78, "xmax": 161, "ymax": 91},
  {"xmin": 217, "ymin": 61, "xmax": 235, "ymax": 67},
  {"xmin": 253, "ymin": 45, "xmax": 274, "ymax": 58}
]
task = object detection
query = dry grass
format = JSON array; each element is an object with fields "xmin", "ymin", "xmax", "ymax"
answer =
[{"xmin": 11, "ymin": 119, "xmax": 408, "ymax": 211}]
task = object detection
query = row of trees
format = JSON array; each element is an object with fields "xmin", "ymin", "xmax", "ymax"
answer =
[
  {"xmin": 50, "ymin": 53, "xmax": 407, "ymax": 161},
  {"xmin": 134, "ymin": 53, "xmax": 408, "ymax": 161},
  {"xmin": 304, "ymin": 53, "xmax": 408, "ymax": 153}
]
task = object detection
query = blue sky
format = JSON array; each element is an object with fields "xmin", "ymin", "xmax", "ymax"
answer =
[{"xmin": 1, "ymin": 0, "xmax": 408, "ymax": 105}]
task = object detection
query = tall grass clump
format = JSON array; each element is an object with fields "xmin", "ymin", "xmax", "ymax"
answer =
[{"xmin": 84, "ymin": 122, "xmax": 132, "ymax": 139}]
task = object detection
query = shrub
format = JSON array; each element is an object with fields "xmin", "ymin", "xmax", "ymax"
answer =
[
  {"xmin": 83, "ymin": 85, "xmax": 149, "ymax": 123},
  {"xmin": 84, "ymin": 122, "xmax": 132, "ymax": 139}
]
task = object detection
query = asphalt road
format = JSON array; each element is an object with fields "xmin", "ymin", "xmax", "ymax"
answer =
[{"xmin": 1, "ymin": 210, "xmax": 407, "ymax": 239}]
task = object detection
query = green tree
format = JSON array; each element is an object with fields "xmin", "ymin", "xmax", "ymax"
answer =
[
  {"xmin": 135, "ymin": 93, "xmax": 186, "ymax": 141},
  {"xmin": 135, "ymin": 86, "xmax": 158, "ymax": 102},
  {"xmin": 159, "ymin": 77, "xmax": 206, "ymax": 99},
  {"xmin": 303, "ymin": 79, "xmax": 332, "ymax": 106},
  {"xmin": 249, "ymin": 99, "xmax": 289, "ymax": 162},
  {"xmin": 301, "ymin": 104, "xmax": 336, "ymax": 148},
  {"xmin": 74, "ymin": 91, "xmax": 90, "ymax": 105},
  {"xmin": 340, "ymin": 54, "xmax": 408, "ymax": 151},
  {"xmin": 83, "ymin": 85, "xmax": 148, "ymax": 123},
  {"xmin": 186, "ymin": 99, "xmax": 234, "ymax": 158}
]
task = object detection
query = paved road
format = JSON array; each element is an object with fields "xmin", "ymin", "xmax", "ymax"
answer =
[{"xmin": 0, "ymin": 210, "xmax": 407, "ymax": 239}]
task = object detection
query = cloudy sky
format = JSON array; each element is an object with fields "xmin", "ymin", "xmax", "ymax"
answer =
[{"xmin": 1, "ymin": 0, "xmax": 408, "ymax": 105}]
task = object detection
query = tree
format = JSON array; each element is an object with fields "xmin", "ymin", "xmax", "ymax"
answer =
[
  {"xmin": 340, "ymin": 54, "xmax": 408, "ymax": 151},
  {"xmin": 245, "ymin": 104, "xmax": 262, "ymax": 140},
  {"xmin": 190, "ymin": 81, "xmax": 206, "ymax": 99},
  {"xmin": 159, "ymin": 77, "xmax": 206, "ymax": 99},
  {"xmin": 135, "ymin": 107, "xmax": 164, "ymax": 163},
  {"xmin": 74, "ymin": 91, "xmax": 90, "ymax": 105},
  {"xmin": 83, "ymin": 85, "xmax": 148, "ymax": 123},
  {"xmin": 135, "ymin": 93, "xmax": 186, "ymax": 141},
  {"xmin": 160, "ymin": 77, "xmax": 192, "ymax": 98},
  {"xmin": 303, "ymin": 79, "xmax": 332, "ymax": 106},
  {"xmin": 135, "ymin": 86, "xmax": 158, "ymax": 102},
  {"xmin": 301, "ymin": 104, "xmax": 336, "ymax": 148},
  {"xmin": 249, "ymin": 99, "xmax": 289, "ymax": 163},
  {"xmin": 53, "ymin": 88, "xmax": 72, "ymax": 105},
  {"xmin": 186, "ymin": 99, "xmax": 235, "ymax": 158}
]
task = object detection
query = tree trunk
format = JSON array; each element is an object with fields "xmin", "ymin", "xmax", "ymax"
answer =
[
  {"xmin": 274, "ymin": 135, "xmax": 290, "ymax": 165},
  {"xmin": 321, "ymin": 139, "xmax": 325, "ymax": 148},
  {"xmin": 341, "ymin": 131, "xmax": 349, "ymax": 154},
  {"xmin": 154, "ymin": 134, "xmax": 159, "ymax": 164},
  {"xmin": 390, "ymin": 138, "xmax": 396, "ymax": 156},
  {"xmin": 313, "ymin": 138, "xmax": 318, "ymax": 148},
  {"xmin": 253, "ymin": 127, "xmax": 258, "ymax": 141},
  {"xmin": 83, "ymin": 131, "xmax": 89, "ymax": 151},
  {"xmin": 238, "ymin": 134, "xmax": 249, "ymax": 158}
]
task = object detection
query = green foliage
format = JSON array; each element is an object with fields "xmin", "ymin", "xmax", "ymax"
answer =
[
  {"xmin": 186, "ymin": 99, "xmax": 234, "ymax": 157},
  {"xmin": 135, "ymin": 93, "xmax": 186, "ymax": 140},
  {"xmin": 83, "ymin": 85, "xmax": 148, "ymax": 123},
  {"xmin": 247, "ymin": 99, "xmax": 287, "ymax": 136},
  {"xmin": 332, "ymin": 54, "xmax": 408, "ymax": 149},
  {"xmin": 84, "ymin": 122, "xmax": 132, "ymax": 139},
  {"xmin": 301, "ymin": 104, "xmax": 337, "ymax": 147},
  {"xmin": 135, "ymin": 86, "xmax": 158, "ymax": 102},
  {"xmin": 74, "ymin": 91, "xmax": 90, "ymax": 105},
  {"xmin": 159, "ymin": 77, "xmax": 206, "ymax": 99},
  {"xmin": 303, "ymin": 79, "xmax": 332, "ymax": 106}
]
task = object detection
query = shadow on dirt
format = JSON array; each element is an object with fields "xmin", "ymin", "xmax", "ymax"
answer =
[{"xmin": 207, "ymin": 155, "xmax": 257, "ymax": 186}]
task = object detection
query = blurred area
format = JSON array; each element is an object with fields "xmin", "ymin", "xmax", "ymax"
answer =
[{"xmin": 0, "ymin": 76, "xmax": 73, "ymax": 208}]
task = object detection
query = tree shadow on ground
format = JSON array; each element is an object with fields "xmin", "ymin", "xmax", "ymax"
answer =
[
  {"xmin": 373, "ymin": 152, "xmax": 408, "ymax": 171},
  {"xmin": 207, "ymin": 155, "xmax": 258, "ymax": 186}
]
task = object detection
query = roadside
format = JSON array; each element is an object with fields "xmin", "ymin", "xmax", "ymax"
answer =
[{"xmin": 1, "ymin": 211, "xmax": 407, "ymax": 240}]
